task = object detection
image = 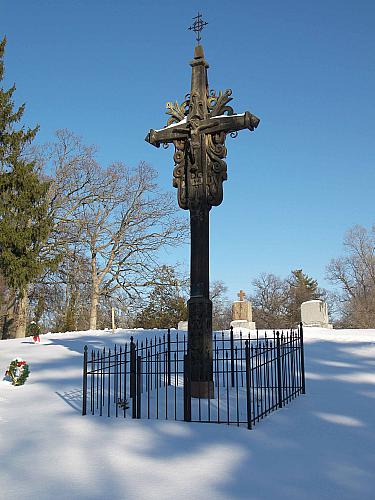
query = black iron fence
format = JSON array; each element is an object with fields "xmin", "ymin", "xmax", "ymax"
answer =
[{"xmin": 82, "ymin": 325, "xmax": 306, "ymax": 429}]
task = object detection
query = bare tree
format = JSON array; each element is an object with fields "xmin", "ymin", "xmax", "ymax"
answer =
[
  {"xmin": 250, "ymin": 273, "xmax": 290, "ymax": 329},
  {"xmin": 44, "ymin": 132, "xmax": 187, "ymax": 329},
  {"xmin": 26, "ymin": 130, "xmax": 104, "ymax": 331},
  {"xmin": 29, "ymin": 130, "xmax": 188, "ymax": 331},
  {"xmin": 327, "ymin": 225, "xmax": 375, "ymax": 328},
  {"xmin": 79, "ymin": 161, "xmax": 187, "ymax": 328},
  {"xmin": 31, "ymin": 246, "xmax": 93, "ymax": 332},
  {"xmin": 210, "ymin": 280, "xmax": 231, "ymax": 331}
]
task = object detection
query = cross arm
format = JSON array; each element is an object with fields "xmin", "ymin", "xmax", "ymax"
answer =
[
  {"xmin": 201, "ymin": 111, "xmax": 260, "ymax": 135},
  {"xmin": 145, "ymin": 119, "xmax": 190, "ymax": 148}
]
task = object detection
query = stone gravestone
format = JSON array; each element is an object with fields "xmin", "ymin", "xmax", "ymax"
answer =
[
  {"xmin": 301, "ymin": 300, "xmax": 333, "ymax": 328},
  {"xmin": 178, "ymin": 321, "xmax": 188, "ymax": 331},
  {"xmin": 230, "ymin": 290, "xmax": 256, "ymax": 330}
]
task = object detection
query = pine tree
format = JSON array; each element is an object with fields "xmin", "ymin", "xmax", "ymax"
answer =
[
  {"xmin": 0, "ymin": 37, "xmax": 53, "ymax": 339},
  {"xmin": 287, "ymin": 269, "xmax": 321, "ymax": 326},
  {"xmin": 133, "ymin": 266, "xmax": 188, "ymax": 329}
]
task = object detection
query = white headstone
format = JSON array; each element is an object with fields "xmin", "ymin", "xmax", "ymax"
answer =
[
  {"xmin": 301, "ymin": 300, "xmax": 333, "ymax": 328},
  {"xmin": 177, "ymin": 321, "xmax": 188, "ymax": 331}
]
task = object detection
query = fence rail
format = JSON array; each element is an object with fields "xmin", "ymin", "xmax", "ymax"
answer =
[{"xmin": 82, "ymin": 325, "xmax": 306, "ymax": 429}]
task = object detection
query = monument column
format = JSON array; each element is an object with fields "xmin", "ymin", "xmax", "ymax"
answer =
[
  {"xmin": 188, "ymin": 205, "xmax": 213, "ymax": 397},
  {"xmin": 186, "ymin": 44, "xmax": 213, "ymax": 396},
  {"xmin": 145, "ymin": 13, "xmax": 260, "ymax": 398}
]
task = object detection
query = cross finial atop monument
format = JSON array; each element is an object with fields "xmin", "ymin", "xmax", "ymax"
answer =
[
  {"xmin": 238, "ymin": 290, "xmax": 246, "ymax": 301},
  {"xmin": 188, "ymin": 12, "xmax": 208, "ymax": 45}
]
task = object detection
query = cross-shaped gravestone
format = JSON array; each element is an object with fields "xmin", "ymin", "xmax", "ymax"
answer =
[
  {"xmin": 238, "ymin": 290, "xmax": 246, "ymax": 301},
  {"xmin": 146, "ymin": 43, "xmax": 259, "ymax": 398}
]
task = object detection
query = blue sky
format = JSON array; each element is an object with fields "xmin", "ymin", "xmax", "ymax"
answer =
[{"xmin": 1, "ymin": 0, "xmax": 375, "ymax": 300}]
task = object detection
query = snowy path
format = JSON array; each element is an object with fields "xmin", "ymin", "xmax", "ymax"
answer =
[{"xmin": 1, "ymin": 328, "xmax": 375, "ymax": 499}]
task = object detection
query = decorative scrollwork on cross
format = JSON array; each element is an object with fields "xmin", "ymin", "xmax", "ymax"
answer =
[
  {"xmin": 207, "ymin": 89, "xmax": 234, "ymax": 117},
  {"xmin": 163, "ymin": 85, "xmax": 249, "ymax": 208},
  {"xmin": 206, "ymin": 132, "xmax": 228, "ymax": 206},
  {"xmin": 172, "ymin": 139, "xmax": 188, "ymax": 209},
  {"xmin": 166, "ymin": 98, "xmax": 190, "ymax": 126},
  {"xmin": 146, "ymin": 44, "xmax": 260, "ymax": 212},
  {"xmin": 165, "ymin": 87, "xmax": 234, "ymax": 208}
]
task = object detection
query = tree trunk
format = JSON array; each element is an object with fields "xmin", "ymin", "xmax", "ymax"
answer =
[
  {"xmin": 1, "ymin": 289, "xmax": 16, "ymax": 340},
  {"xmin": 14, "ymin": 289, "xmax": 28, "ymax": 338},
  {"xmin": 65, "ymin": 289, "xmax": 78, "ymax": 332},
  {"xmin": 89, "ymin": 285, "xmax": 99, "ymax": 330},
  {"xmin": 0, "ymin": 275, "xmax": 8, "ymax": 337},
  {"xmin": 89, "ymin": 255, "xmax": 99, "ymax": 330}
]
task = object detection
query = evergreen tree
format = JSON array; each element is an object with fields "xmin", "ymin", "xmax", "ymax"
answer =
[
  {"xmin": 0, "ymin": 37, "xmax": 53, "ymax": 338},
  {"xmin": 133, "ymin": 266, "xmax": 187, "ymax": 329},
  {"xmin": 286, "ymin": 269, "xmax": 321, "ymax": 326}
]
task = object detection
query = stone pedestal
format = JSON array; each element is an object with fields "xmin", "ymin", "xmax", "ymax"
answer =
[
  {"xmin": 301, "ymin": 300, "xmax": 333, "ymax": 328},
  {"xmin": 230, "ymin": 319, "xmax": 256, "ymax": 330},
  {"xmin": 177, "ymin": 321, "xmax": 188, "ymax": 331},
  {"xmin": 230, "ymin": 299, "xmax": 256, "ymax": 330},
  {"xmin": 187, "ymin": 296, "xmax": 213, "ymax": 398}
]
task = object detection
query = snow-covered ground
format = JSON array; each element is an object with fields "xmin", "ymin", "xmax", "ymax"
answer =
[{"xmin": 1, "ymin": 327, "xmax": 375, "ymax": 500}]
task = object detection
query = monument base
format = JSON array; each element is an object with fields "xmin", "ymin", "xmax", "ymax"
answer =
[
  {"xmin": 178, "ymin": 321, "xmax": 188, "ymax": 331},
  {"xmin": 191, "ymin": 380, "xmax": 214, "ymax": 399},
  {"xmin": 230, "ymin": 320, "xmax": 256, "ymax": 330},
  {"xmin": 303, "ymin": 322, "xmax": 333, "ymax": 329}
]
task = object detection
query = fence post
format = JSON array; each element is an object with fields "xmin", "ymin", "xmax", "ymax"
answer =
[
  {"xmin": 130, "ymin": 336, "xmax": 136, "ymax": 399},
  {"xmin": 299, "ymin": 322, "xmax": 306, "ymax": 394},
  {"xmin": 82, "ymin": 345, "xmax": 88, "ymax": 416},
  {"xmin": 245, "ymin": 340, "xmax": 252, "ymax": 430},
  {"xmin": 184, "ymin": 353, "xmax": 191, "ymax": 421},
  {"xmin": 136, "ymin": 355, "xmax": 142, "ymax": 419},
  {"xmin": 167, "ymin": 328, "xmax": 171, "ymax": 386},
  {"xmin": 130, "ymin": 337, "xmax": 137, "ymax": 418},
  {"xmin": 276, "ymin": 331, "xmax": 283, "ymax": 409},
  {"xmin": 230, "ymin": 325, "xmax": 235, "ymax": 387}
]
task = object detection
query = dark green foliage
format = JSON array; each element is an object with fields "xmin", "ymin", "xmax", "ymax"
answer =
[
  {"xmin": 133, "ymin": 265, "xmax": 187, "ymax": 329},
  {"xmin": 0, "ymin": 37, "xmax": 53, "ymax": 294},
  {"xmin": 6, "ymin": 359, "xmax": 30, "ymax": 385},
  {"xmin": 289, "ymin": 269, "xmax": 318, "ymax": 296},
  {"xmin": 26, "ymin": 321, "xmax": 41, "ymax": 337},
  {"xmin": 287, "ymin": 269, "xmax": 321, "ymax": 325},
  {"xmin": 251, "ymin": 269, "xmax": 324, "ymax": 329},
  {"xmin": 134, "ymin": 296, "xmax": 187, "ymax": 329},
  {"xmin": 0, "ymin": 38, "xmax": 38, "ymax": 168}
]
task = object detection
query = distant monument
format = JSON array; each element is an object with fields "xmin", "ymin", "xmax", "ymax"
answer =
[
  {"xmin": 178, "ymin": 321, "xmax": 188, "ymax": 331},
  {"xmin": 301, "ymin": 300, "xmax": 333, "ymax": 328},
  {"xmin": 230, "ymin": 290, "xmax": 256, "ymax": 330}
]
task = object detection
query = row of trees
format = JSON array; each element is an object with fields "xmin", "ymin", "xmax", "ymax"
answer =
[
  {"xmin": 250, "ymin": 225, "xmax": 375, "ymax": 329},
  {"xmin": 116, "ymin": 240, "xmax": 375, "ymax": 331},
  {"xmin": 250, "ymin": 269, "xmax": 325, "ymax": 329},
  {"xmin": 1, "ymin": 36, "xmax": 374, "ymax": 335},
  {"xmin": 326, "ymin": 225, "xmax": 375, "ymax": 328},
  {"xmin": 131, "ymin": 271, "xmax": 232, "ymax": 331},
  {"xmin": 0, "ymin": 37, "xmax": 187, "ymax": 338}
]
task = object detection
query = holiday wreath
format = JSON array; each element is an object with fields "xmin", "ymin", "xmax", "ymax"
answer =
[{"xmin": 5, "ymin": 358, "xmax": 30, "ymax": 386}]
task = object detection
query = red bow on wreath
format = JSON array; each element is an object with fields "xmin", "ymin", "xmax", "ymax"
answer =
[{"xmin": 17, "ymin": 361, "xmax": 26, "ymax": 367}]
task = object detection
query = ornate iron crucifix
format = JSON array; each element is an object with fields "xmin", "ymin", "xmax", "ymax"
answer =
[
  {"xmin": 188, "ymin": 12, "xmax": 208, "ymax": 45},
  {"xmin": 146, "ymin": 36, "xmax": 260, "ymax": 398}
]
